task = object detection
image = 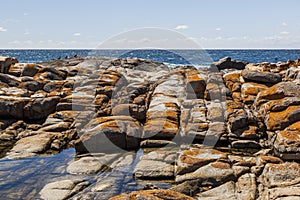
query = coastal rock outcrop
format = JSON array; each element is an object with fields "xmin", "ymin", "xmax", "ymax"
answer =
[{"xmin": 0, "ymin": 56, "xmax": 299, "ymax": 199}]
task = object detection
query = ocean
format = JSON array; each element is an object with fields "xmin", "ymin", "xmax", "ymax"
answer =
[{"xmin": 0, "ymin": 49, "xmax": 300, "ymax": 65}]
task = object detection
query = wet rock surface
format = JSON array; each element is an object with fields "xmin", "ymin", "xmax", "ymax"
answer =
[{"xmin": 0, "ymin": 56, "xmax": 299, "ymax": 199}]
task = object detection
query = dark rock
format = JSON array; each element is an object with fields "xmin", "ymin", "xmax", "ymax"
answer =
[
  {"xmin": 0, "ymin": 73, "xmax": 20, "ymax": 87},
  {"xmin": 0, "ymin": 57, "xmax": 18, "ymax": 74},
  {"xmin": 213, "ymin": 57, "xmax": 248, "ymax": 70},
  {"xmin": 24, "ymin": 97, "xmax": 60, "ymax": 120},
  {"xmin": 21, "ymin": 64, "xmax": 40, "ymax": 77},
  {"xmin": 242, "ymin": 70, "xmax": 282, "ymax": 84},
  {"xmin": 20, "ymin": 81, "xmax": 44, "ymax": 92}
]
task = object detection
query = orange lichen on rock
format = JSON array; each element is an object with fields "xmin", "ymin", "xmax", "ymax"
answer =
[
  {"xmin": 109, "ymin": 189, "xmax": 194, "ymax": 200},
  {"xmin": 266, "ymin": 105, "xmax": 300, "ymax": 131}
]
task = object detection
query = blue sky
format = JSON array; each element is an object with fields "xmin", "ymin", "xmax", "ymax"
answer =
[{"xmin": 0, "ymin": 0, "xmax": 300, "ymax": 49}]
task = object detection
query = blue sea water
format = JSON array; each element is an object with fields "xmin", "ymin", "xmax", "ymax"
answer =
[{"xmin": 0, "ymin": 49, "xmax": 300, "ymax": 65}]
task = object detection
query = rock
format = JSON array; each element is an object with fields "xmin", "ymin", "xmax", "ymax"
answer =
[
  {"xmin": 255, "ymin": 82, "xmax": 300, "ymax": 110},
  {"xmin": 260, "ymin": 162, "xmax": 300, "ymax": 187},
  {"xmin": 109, "ymin": 189, "xmax": 193, "ymax": 200},
  {"xmin": 170, "ymin": 180, "xmax": 200, "ymax": 196},
  {"xmin": 176, "ymin": 161, "xmax": 235, "ymax": 186},
  {"xmin": 176, "ymin": 147, "xmax": 228, "ymax": 175},
  {"xmin": 20, "ymin": 80, "xmax": 44, "ymax": 92},
  {"xmin": 0, "ymin": 119, "xmax": 17, "ymax": 129},
  {"xmin": 75, "ymin": 116, "xmax": 141, "ymax": 153},
  {"xmin": 265, "ymin": 184, "xmax": 300, "ymax": 200},
  {"xmin": 232, "ymin": 140, "xmax": 261, "ymax": 149},
  {"xmin": 195, "ymin": 181, "xmax": 236, "ymax": 199},
  {"xmin": 0, "ymin": 56, "xmax": 18, "ymax": 73},
  {"xmin": 241, "ymin": 82, "xmax": 268, "ymax": 103},
  {"xmin": 8, "ymin": 63, "xmax": 24, "ymax": 76},
  {"xmin": 39, "ymin": 121, "xmax": 70, "ymax": 132},
  {"xmin": 206, "ymin": 101, "xmax": 224, "ymax": 122},
  {"xmin": 185, "ymin": 70, "xmax": 206, "ymax": 99},
  {"xmin": 0, "ymin": 96, "xmax": 59, "ymax": 119},
  {"xmin": 24, "ymin": 96, "xmax": 60, "ymax": 120},
  {"xmin": 140, "ymin": 139, "xmax": 177, "ymax": 148},
  {"xmin": 242, "ymin": 70, "xmax": 282, "ymax": 84},
  {"xmin": 134, "ymin": 159, "xmax": 174, "ymax": 179},
  {"xmin": 0, "ymin": 96, "xmax": 30, "ymax": 119},
  {"xmin": 0, "ymin": 87, "xmax": 31, "ymax": 97},
  {"xmin": 0, "ymin": 73, "xmax": 20, "ymax": 87},
  {"xmin": 21, "ymin": 64, "xmax": 40, "ymax": 77},
  {"xmin": 213, "ymin": 57, "xmax": 247, "ymax": 70},
  {"xmin": 1, "ymin": 55, "xmax": 300, "ymax": 199},
  {"xmin": 195, "ymin": 173, "xmax": 257, "ymax": 200},
  {"xmin": 285, "ymin": 66, "xmax": 300, "ymax": 80},
  {"xmin": 236, "ymin": 173, "xmax": 257, "ymax": 200},
  {"xmin": 7, "ymin": 133, "xmax": 54, "ymax": 159},
  {"xmin": 143, "ymin": 118, "xmax": 179, "ymax": 139},
  {"xmin": 91, "ymin": 180, "xmax": 115, "ymax": 192},
  {"xmin": 223, "ymin": 71, "xmax": 242, "ymax": 95},
  {"xmin": 39, "ymin": 179, "xmax": 90, "ymax": 200},
  {"xmin": 274, "ymin": 122, "xmax": 300, "ymax": 158},
  {"xmin": 40, "ymin": 67, "xmax": 67, "ymax": 80},
  {"xmin": 206, "ymin": 122, "xmax": 226, "ymax": 141},
  {"xmin": 67, "ymin": 156, "xmax": 116, "ymax": 174},
  {"xmin": 109, "ymin": 153, "xmax": 135, "ymax": 168},
  {"xmin": 230, "ymin": 125, "xmax": 260, "ymax": 139},
  {"xmin": 266, "ymin": 105, "xmax": 300, "ymax": 131},
  {"xmin": 228, "ymin": 109, "xmax": 248, "ymax": 131},
  {"xmin": 143, "ymin": 73, "xmax": 184, "ymax": 139}
]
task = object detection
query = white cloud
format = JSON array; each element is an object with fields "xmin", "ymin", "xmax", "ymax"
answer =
[
  {"xmin": 280, "ymin": 31, "xmax": 290, "ymax": 35},
  {"xmin": 281, "ymin": 22, "xmax": 288, "ymax": 26},
  {"xmin": 0, "ymin": 27, "xmax": 7, "ymax": 32},
  {"xmin": 216, "ymin": 27, "xmax": 221, "ymax": 31},
  {"xmin": 73, "ymin": 32, "xmax": 81, "ymax": 37},
  {"xmin": 175, "ymin": 25, "xmax": 188, "ymax": 30}
]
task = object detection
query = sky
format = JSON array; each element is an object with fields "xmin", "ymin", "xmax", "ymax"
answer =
[{"xmin": 0, "ymin": 0, "xmax": 300, "ymax": 49}]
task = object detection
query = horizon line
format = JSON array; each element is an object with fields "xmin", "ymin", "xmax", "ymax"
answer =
[{"xmin": 0, "ymin": 48, "xmax": 300, "ymax": 50}]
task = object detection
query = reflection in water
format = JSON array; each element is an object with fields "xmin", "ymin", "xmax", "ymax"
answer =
[
  {"xmin": 0, "ymin": 149, "xmax": 76, "ymax": 199},
  {"xmin": 0, "ymin": 148, "xmax": 172, "ymax": 199}
]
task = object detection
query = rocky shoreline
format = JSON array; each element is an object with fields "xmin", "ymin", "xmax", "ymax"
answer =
[{"xmin": 0, "ymin": 55, "xmax": 300, "ymax": 199}]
